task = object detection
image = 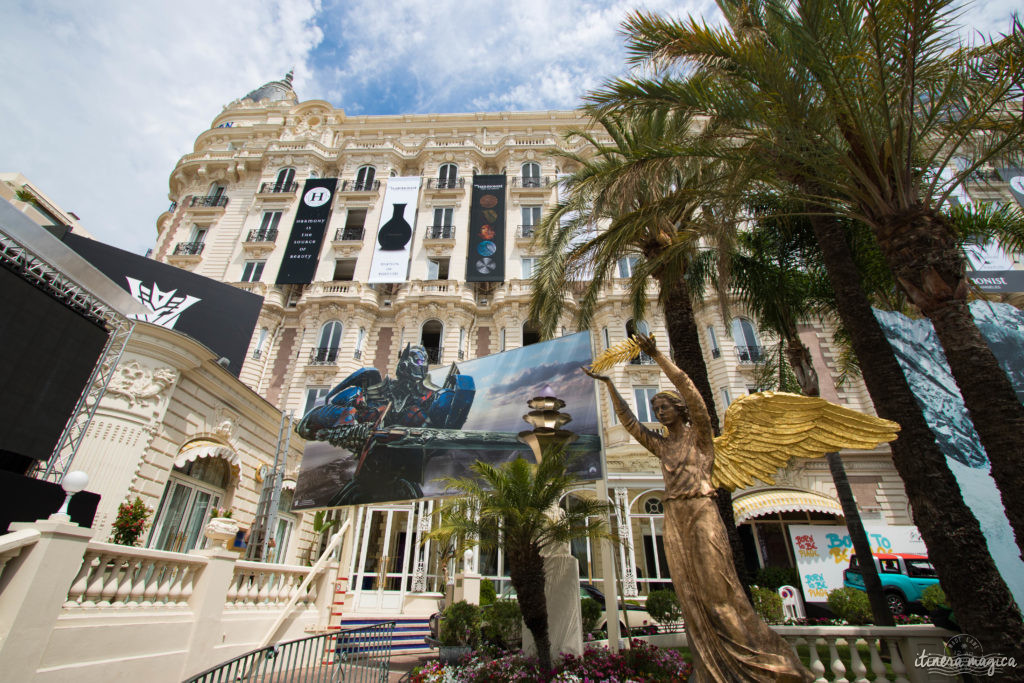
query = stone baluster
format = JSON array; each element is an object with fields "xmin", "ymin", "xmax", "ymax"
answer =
[
  {"xmin": 113, "ymin": 557, "xmax": 139, "ymax": 606},
  {"xmin": 869, "ymin": 638, "xmax": 891, "ymax": 683},
  {"xmin": 257, "ymin": 570, "xmax": 271, "ymax": 606},
  {"xmin": 127, "ymin": 558, "xmax": 151, "ymax": 606},
  {"xmin": 887, "ymin": 639, "xmax": 910, "ymax": 683},
  {"xmin": 98, "ymin": 555, "xmax": 124, "ymax": 606},
  {"xmin": 82, "ymin": 553, "xmax": 110, "ymax": 607},
  {"xmin": 267, "ymin": 570, "xmax": 282, "ymax": 604},
  {"xmin": 806, "ymin": 637, "xmax": 827, "ymax": 683},
  {"xmin": 142, "ymin": 561, "xmax": 162, "ymax": 606},
  {"xmin": 828, "ymin": 637, "xmax": 849, "ymax": 683},
  {"xmin": 225, "ymin": 571, "xmax": 240, "ymax": 605},
  {"xmin": 154, "ymin": 561, "xmax": 174, "ymax": 604},
  {"xmin": 64, "ymin": 552, "xmax": 96, "ymax": 608},
  {"xmin": 849, "ymin": 637, "xmax": 869, "ymax": 683}
]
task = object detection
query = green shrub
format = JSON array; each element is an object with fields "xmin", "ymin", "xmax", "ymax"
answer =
[
  {"xmin": 920, "ymin": 584, "xmax": 948, "ymax": 611},
  {"xmin": 481, "ymin": 598, "xmax": 521, "ymax": 648},
  {"xmin": 109, "ymin": 497, "xmax": 150, "ymax": 546},
  {"xmin": 827, "ymin": 587, "xmax": 873, "ymax": 625},
  {"xmin": 479, "ymin": 579, "xmax": 497, "ymax": 606},
  {"xmin": 580, "ymin": 596, "xmax": 602, "ymax": 634},
  {"xmin": 440, "ymin": 600, "xmax": 481, "ymax": 646},
  {"xmin": 751, "ymin": 586, "xmax": 784, "ymax": 623},
  {"xmin": 753, "ymin": 566, "xmax": 800, "ymax": 592},
  {"xmin": 645, "ymin": 589, "xmax": 684, "ymax": 626}
]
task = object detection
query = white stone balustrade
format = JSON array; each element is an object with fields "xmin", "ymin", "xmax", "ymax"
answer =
[
  {"xmin": 0, "ymin": 528, "xmax": 40, "ymax": 583},
  {"xmin": 63, "ymin": 541, "xmax": 208, "ymax": 609},
  {"xmin": 229, "ymin": 560, "xmax": 316, "ymax": 609}
]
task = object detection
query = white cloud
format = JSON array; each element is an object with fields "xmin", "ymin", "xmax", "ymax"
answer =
[{"xmin": 0, "ymin": 1, "xmax": 323, "ymax": 253}]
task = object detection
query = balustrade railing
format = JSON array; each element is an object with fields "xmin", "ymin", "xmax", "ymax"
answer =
[
  {"xmin": 427, "ymin": 177, "xmax": 464, "ymax": 189},
  {"xmin": 517, "ymin": 224, "xmax": 536, "ymax": 238},
  {"xmin": 512, "ymin": 176, "xmax": 550, "ymax": 188},
  {"xmin": 259, "ymin": 181, "xmax": 298, "ymax": 194},
  {"xmin": 776, "ymin": 626, "xmax": 940, "ymax": 683},
  {"xmin": 227, "ymin": 560, "xmax": 316, "ymax": 609},
  {"xmin": 246, "ymin": 228, "xmax": 279, "ymax": 242},
  {"xmin": 0, "ymin": 528, "xmax": 39, "ymax": 584},
  {"xmin": 309, "ymin": 347, "xmax": 340, "ymax": 365},
  {"xmin": 736, "ymin": 344, "xmax": 764, "ymax": 363},
  {"xmin": 341, "ymin": 179, "xmax": 380, "ymax": 192},
  {"xmin": 189, "ymin": 195, "xmax": 228, "ymax": 208},
  {"xmin": 64, "ymin": 542, "xmax": 207, "ymax": 609},
  {"xmin": 173, "ymin": 241, "xmax": 205, "ymax": 256}
]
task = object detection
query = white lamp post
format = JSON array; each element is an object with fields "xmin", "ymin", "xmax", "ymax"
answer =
[{"xmin": 52, "ymin": 470, "xmax": 89, "ymax": 521}]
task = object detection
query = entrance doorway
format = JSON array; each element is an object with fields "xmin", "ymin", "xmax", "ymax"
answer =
[{"xmin": 352, "ymin": 506, "xmax": 414, "ymax": 612}]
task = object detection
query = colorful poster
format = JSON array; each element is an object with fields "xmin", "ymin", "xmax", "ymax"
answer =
[
  {"xmin": 466, "ymin": 174, "xmax": 506, "ymax": 282},
  {"xmin": 789, "ymin": 524, "xmax": 926, "ymax": 602},
  {"xmin": 874, "ymin": 302, "xmax": 1024, "ymax": 605},
  {"xmin": 368, "ymin": 176, "xmax": 421, "ymax": 283},
  {"xmin": 292, "ymin": 332, "xmax": 601, "ymax": 509},
  {"xmin": 276, "ymin": 178, "xmax": 337, "ymax": 285}
]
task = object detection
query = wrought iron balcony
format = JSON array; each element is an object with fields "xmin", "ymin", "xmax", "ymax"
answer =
[
  {"xmin": 425, "ymin": 346, "xmax": 443, "ymax": 364},
  {"xmin": 341, "ymin": 180, "xmax": 380, "ymax": 192},
  {"xmin": 167, "ymin": 201, "xmax": 177, "ymax": 213},
  {"xmin": 334, "ymin": 227, "xmax": 365, "ymax": 241},
  {"xmin": 511, "ymin": 176, "xmax": 550, "ymax": 189},
  {"xmin": 735, "ymin": 345, "xmax": 764, "ymax": 364},
  {"xmin": 259, "ymin": 181, "xmax": 298, "ymax": 193},
  {"xmin": 427, "ymin": 225, "xmax": 455, "ymax": 239},
  {"xmin": 246, "ymin": 229, "xmax": 278, "ymax": 243},
  {"xmin": 517, "ymin": 225, "xmax": 536, "ymax": 239},
  {"xmin": 189, "ymin": 195, "xmax": 228, "ymax": 208},
  {"xmin": 309, "ymin": 347, "xmax": 340, "ymax": 365},
  {"xmin": 711, "ymin": 348, "xmax": 722, "ymax": 359},
  {"xmin": 427, "ymin": 178, "xmax": 464, "ymax": 190},
  {"xmin": 629, "ymin": 353, "xmax": 655, "ymax": 365},
  {"xmin": 173, "ymin": 241, "xmax": 205, "ymax": 256}
]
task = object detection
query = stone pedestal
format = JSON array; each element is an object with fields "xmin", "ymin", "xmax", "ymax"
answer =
[{"xmin": 522, "ymin": 552, "xmax": 583, "ymax": 661}]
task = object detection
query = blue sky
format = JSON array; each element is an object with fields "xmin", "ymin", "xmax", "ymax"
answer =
[{"xmin": 1, "ymin": 0, "xmax": 1018, "ymax": 254}]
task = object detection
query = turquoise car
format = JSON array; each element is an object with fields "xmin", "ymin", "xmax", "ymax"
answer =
[{"xmin": 843, "ymin": 553, "xmax": 939, "ymax": 615}]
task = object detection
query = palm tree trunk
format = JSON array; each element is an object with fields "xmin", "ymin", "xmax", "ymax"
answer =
[
  {"xmin": 876, "ymin": 210, "xmax": 1024, "ymax": 559},
  {"xmin": 809, "ymin": 212, "xmax": 1024, "ymax": 667},
  {"xmin": 660, "ymin": 275, "xmax": 753, "ymax": 594},
  {"xmin": 511, "ymin": 544, "xmax": 552, "ymax": 670},
  {"xmin": 785, "ymin": 333, "xmax": 894, "ymax": 626}
]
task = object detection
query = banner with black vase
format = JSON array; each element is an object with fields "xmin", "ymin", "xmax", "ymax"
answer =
[
  {"xmin": 276, "ymin": 178, "xmax": 337, "ymax": 284},
  {"xmin": 368, "ymin": 176, "xmax": 421, "ymax": 283},
  {"xmin": 466, "ymin": 174, "xmax": 506, "ymax": 282}
]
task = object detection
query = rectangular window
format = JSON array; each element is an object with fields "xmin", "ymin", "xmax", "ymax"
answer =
[
  {"xmin": 521, "ymin": 206, "xmax": 542, "ymax": 236},
  {"xmin": 634, "ymin": 386, "xmax": 659, "ymax": 423},
  {"xmin": 433, "ymin": 207, "xmax": 454, "ymax": 226},
  {"xmin": 521, "ymin": 257, "xmax": 538, "ymax": 279},
  {"xmin": 259, "ymin": 211, "xmax": 283, "ymax": 232},
  {"xmin": 334, "ymin": 258, "xmax": 357, "ymax": 281},
  {"xmin": 304, "ymin": 387, "xmax": 331, "ymax": 416},
  {"xmin": 191, "ymin": 225, "xmax": 207, "ymax": 244},
  {"xmin": 707, "ymin": 325, "xmax": 721, "ymax": 359},
  {"xmin": 427, "ymin": 258, "xmax": 450, "ymax": 280},
  {"xmin": 618, "ymin": 256, "xmax": 639, "ymax": 278},
  {"xmin": 431, "ymin": 208, "xmax": 454, "ymax": 238},
  {"xmin": 721, "ymin": 388, "xmax": 732, "ymax": 409},
  {"xmin": 241, "ymin": 260, "xmax": 265, "ymax": 282}
]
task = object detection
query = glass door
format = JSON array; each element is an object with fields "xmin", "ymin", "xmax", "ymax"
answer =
[
  {"xmin": 149, "ymin": 478, "xmax": 220, "ymax": 553},
  {"xmin": 352, "ymin": 506, "xmax": 413, "ymax": 612}
]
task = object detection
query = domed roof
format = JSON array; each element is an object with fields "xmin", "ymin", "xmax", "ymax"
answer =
[{"xmin": 243, "ymin": 70, "xmax": 295, "ymax": 104}]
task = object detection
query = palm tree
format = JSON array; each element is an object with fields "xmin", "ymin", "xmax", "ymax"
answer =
[
  {"xmin": 528, "ymin": 110, "xmax": 754, "ymax": 589},
  {"xmin": 427, "ymin": 447, "xmax": 614, "ymax": 671},
  {"xmin": 585, "ymin": 3, "xmax": 1024, "ymax": 661},
  {"xmin": 612, "ymin": 0, "xmax": 1024, "ymax": 560},
  {"xmin": 704, "ymin": 197, "xmax": 895, "ymax": 625}
]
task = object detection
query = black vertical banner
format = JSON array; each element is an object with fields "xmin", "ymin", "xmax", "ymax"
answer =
[
  {"xmin": 466, "ymin": 174, "xmax": 506, "ymax": 282},
  {"xmin": 277, "ymin": 178, "xmax": 337, "ymax": 284}
]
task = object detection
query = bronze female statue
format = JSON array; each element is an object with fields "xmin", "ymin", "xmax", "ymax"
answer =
[{"xmin": 585, "ymin": 334, "xmax": 814, "ymax": 682}]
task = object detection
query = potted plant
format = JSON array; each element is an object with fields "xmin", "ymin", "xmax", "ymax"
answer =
[
  {"xmin": 109, "ymin": 497, "xmax": 150, "ymax": 546},
  {"xmin": 204, "ymin": 508, "xmax": 239, "ymax": 549},
  {"xmin": 438, "ymin": 600, "xmax": 480, "ymax": 663}
]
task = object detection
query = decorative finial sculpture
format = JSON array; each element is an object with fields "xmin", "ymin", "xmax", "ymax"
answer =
[{"xmin": 517, "ymin": 391, "xmax": 578, "ymax": 463}]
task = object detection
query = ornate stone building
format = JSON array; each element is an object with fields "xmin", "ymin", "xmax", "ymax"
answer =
[{"xmin": 149, "ymin": 74, "xmax": 916, "ymax": 618}]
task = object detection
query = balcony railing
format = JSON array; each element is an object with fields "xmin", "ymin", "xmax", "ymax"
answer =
[
  {"xmin": 427, "ymin": 177, "xmax": 464, "ymax": 190},
  {"xmin": 517, "ymin": 225, "xmax": 536, "ymax": 239},
  {"xmin": 511, "ymin": 176, "xmax": 550, "ymax": 188},
  {"xmin": 167, "ymin": 201, "xmax": 177, "ymax": 213},
  {"xmin": 259, "ymin": 181, "xmax": 298, "ymax": 194},
  {"xmin": 189, "ymin": 195, "xmax": 228, "ymax": 208},
  {"xmin": 341, "ymin": 180, "xmax": 380, "ymax": 192},
  {"xmin": 309, "ymin": 347, "xmax": 340, "ymax": 365},
  {"xmin": 711, "ymin": 348, "xmax": 722, "ymax": 359},
  {"xmin": 245, "ymin": 229, "xmax": 278, "ymax": 243},
  {"xmin": 736, "ymin": 345, "xmax": 765, "ymax": 363},
  {"xmin": 426, "ymin": 225, "xmax": 455, "ymax": 239},
  {"xmin": 629, "ymin": 353, "xmax": 655, "ymax": 365},
  {"xmin": 173, "ymin": 241, "xmax": 205, "ymax": 256},
  {"xmin": 334, "ymin": 227, "xmax": 365, "ymax": 241}
]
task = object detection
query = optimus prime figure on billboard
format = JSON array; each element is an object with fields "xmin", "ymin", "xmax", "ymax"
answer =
[{"xmin": 297, "ymin": 344, "xmax": 476, "ymax": 505}]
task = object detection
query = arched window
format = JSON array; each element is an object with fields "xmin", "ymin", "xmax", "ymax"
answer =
[
  {"xmin": 521, "ymin": 162, "xmax": 541, "ymax": 188},
  {"xmin": 355, "ymin": 165, "xmax": 376, "ymax": 191},
  {"xmin": 438, "ymin": 163, "xmax": 458, "ymax": 188},
  {"xmin": 274, "ymin": 168, "xmax": 296, "ymax": 191},
  {"xmin": 730, "ymin": 317, "xmax": 763, "ymax": 363},
  {"xmin": 150, "ymin": 456, "xmax": 232, "ymax": 553},
  {"xmin": 626, "ymin": 319, "xmax": 652, "ymax": 364},
  {"xmin": 315, "ymin": 320, "xmax": 343, "ymax": 363},
  {"xmin": 522, "ymin": 320, "xmax": 541, "ymax": 347},
  {"xmin": 421, "ymin": 319, "xmax": 444, "ymax": 364}
]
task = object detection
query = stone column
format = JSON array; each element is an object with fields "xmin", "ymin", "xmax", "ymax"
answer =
[
  {"xmin": 522, "ymin": 508, "xmax": 583, "ymax": 661},
  {"xmin": 178, "ymin": 546, "xmax": 236, "ymax": 679}
]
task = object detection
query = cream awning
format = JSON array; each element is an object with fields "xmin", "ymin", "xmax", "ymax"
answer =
[
  {"xmin": 732, "ymin": 489, "xmax": 844, "ymax": 524},
  {"xmin": 174, "ymin": 440, "xmax": 240, "ymax": 477}
]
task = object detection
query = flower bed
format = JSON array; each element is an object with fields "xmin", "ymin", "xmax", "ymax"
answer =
[{"xmin": 411, "ymin": 640, "xmax": 692, "ymax": 682}]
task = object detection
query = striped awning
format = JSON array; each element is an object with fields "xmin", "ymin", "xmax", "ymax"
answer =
[
  {"xmin": 174, "ymin": 440, "xmax": 240, "ymax": 477},
  {"xmin": 732, "ymin": 489, "xmax": 844, "ymax": 524}
]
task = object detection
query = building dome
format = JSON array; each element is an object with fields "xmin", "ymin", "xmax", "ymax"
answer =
[{"xmin": 243, "ymin": 71, "xmax": 295, "ymax": 104}]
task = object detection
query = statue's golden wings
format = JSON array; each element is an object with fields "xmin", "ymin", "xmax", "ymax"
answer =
[{"xmin": 711, "ymin": 392, "xmax": 900, "ymax": 491}]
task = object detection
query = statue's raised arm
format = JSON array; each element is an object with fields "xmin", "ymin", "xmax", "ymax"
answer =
[
  {"xmin": 581, "ymin": 365, "xmax": 662, "ymax": 454},
  {"xmin": 635, "ymin": 334, "xmax": 714, "ymax": 450}
]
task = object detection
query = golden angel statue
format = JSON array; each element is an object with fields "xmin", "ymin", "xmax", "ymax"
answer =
[{"xmin": 584, "ymin": 334, "xmax": 899, "ymax": 682}]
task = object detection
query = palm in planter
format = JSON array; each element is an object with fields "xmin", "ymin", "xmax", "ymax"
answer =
[
  {"xmin": 427, "ymin": 445, "xmax": 615, "ymax": 671},
  {"xmin": 438, "ymin": 600, "xmax": 481, "ymax": 663}
]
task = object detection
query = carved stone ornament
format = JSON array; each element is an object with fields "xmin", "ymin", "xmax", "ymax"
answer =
[
  {"xmin": 204, "ymin": 517, "xmax": 240, "ymax": 549},
  {"xmin": 107, "ymin": 361, "xmax": 178, "ymax": 407}
]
